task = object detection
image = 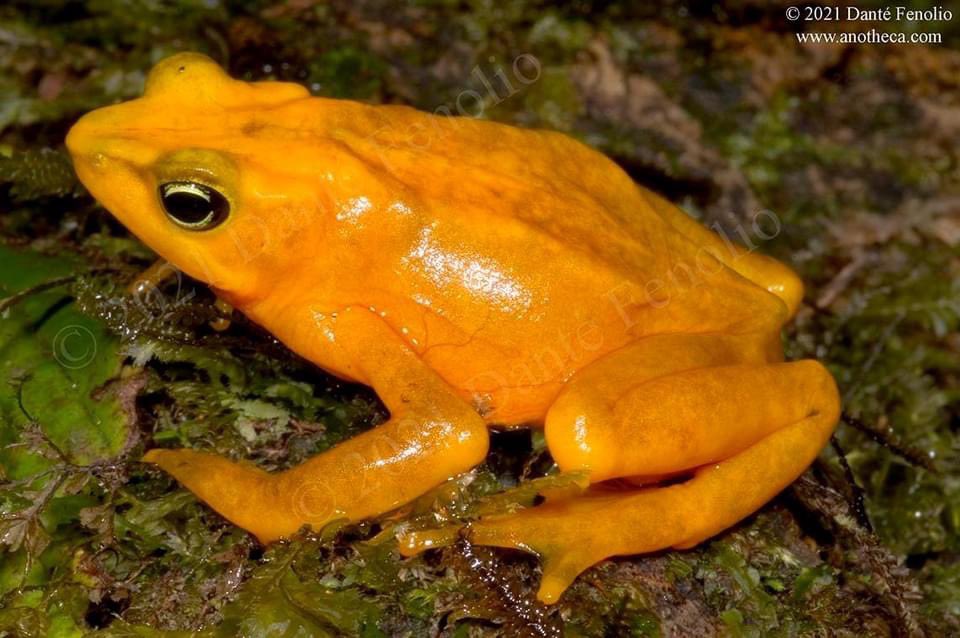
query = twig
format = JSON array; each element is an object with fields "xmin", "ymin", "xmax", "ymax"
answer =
[
  {"xmin": 0, "ymin": 268, "xmax": 121, "ymax": 314},
  {"xmin": 830, "ymin": 435, "xmax": 873, "ymax": 532},
  {"xmin": 841, "ymin": 413, "xmax": 937, "ymax": 472}
]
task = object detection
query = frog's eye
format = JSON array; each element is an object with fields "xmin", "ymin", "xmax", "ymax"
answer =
[{"xmin": 158, "ymin": 181, "xmax": 229, "ymax": 230}]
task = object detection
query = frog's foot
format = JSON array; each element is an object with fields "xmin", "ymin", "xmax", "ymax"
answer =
[
  {"xmin": 398, "ymin": 490, "xmax": 627, "ymax": 603},
  {"xmin": 404, "ymin": 357, "xmax": 840, "ymax": 604},
  {"xmin": 127, "ymin": 258, "xmax": 177, "ymax": 297},
  {"xmin": 209, "ymin": 297, "xmax": 234, "ymax": 331}
]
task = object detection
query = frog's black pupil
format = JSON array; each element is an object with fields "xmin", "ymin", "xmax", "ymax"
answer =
[
  {"xmin": 159, "ymin": 182, "xmax": 229, "ymax": 229},
  {"xmin": 164, "ymin": 191, "xmax": 209, "ymax": 224}
]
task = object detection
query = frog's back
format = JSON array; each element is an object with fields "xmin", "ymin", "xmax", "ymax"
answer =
[
  {"xmin": 342, "ymin": 103, "xmax": 668, "ymax": 270},
  {"xmin": 326, "ymin": 102, "xmax": 794, "ymax": 329}
]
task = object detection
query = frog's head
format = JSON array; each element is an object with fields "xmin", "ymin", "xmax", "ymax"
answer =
[{"xmin": 66, "ymin": 53, "xmax": 321, "ymax": 306}]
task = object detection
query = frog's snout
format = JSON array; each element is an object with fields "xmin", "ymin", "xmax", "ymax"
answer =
[
  {"xmin": 65, "ymin": 107, "xmax": 122, "ymax": 168},
  {"xmin": 65, "ymin": 111, "xmax": 97, "ymax": 160},
  {"xmin": 66, "ymin": 102, "xmax": 166, "ymax": 180}
]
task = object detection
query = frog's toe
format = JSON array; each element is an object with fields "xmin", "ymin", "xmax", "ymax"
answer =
[{"xmin": 397, "ymin": 524, "xmax": 462, "ymax": 556}]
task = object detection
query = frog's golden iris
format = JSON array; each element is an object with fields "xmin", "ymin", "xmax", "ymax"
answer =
[{"xmin": 66, "ymin": 53, "xmax": 840, "ymax": 604}]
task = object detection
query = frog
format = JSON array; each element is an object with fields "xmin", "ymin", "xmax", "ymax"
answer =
[{"xmin": 66, "ymin": 53, "xmax": 840, "ymax": 604}]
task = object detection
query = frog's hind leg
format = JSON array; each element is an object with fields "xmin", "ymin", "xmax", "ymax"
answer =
[{"xmin": 401, "ymin": 345, "xmax": 839, "ymax": 604}]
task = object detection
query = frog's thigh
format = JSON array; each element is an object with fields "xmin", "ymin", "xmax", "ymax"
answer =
[
  {"xmin": 545, "ymin": 352, "xmax": 831, "ymax": 482},
  {"xmin": 473, "ymin": 358, "xmax": 839, "ymax": 603},
  {"xmin": 144, "ymin": 308, "xmax": 489, "ymax": 545}
]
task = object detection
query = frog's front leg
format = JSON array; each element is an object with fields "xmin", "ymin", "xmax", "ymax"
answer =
[
  {"xmin": 144, "ymin": 307, "xmax": 489, "ymax": 544},
  {"xmin": 401, "ymin": 335, "xmax": 840, "ymax": 603}
]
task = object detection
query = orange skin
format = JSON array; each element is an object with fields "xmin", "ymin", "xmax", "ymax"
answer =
[{"xmin": 66, "ymin": 53, "xmax": 840, "ymax": 604}]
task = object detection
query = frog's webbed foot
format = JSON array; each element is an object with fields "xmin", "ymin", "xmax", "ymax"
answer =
[
  {"xmin": 403, "ymin": 341, "xmax": 840, "ymax": 604},
  {"xmin": 400, "ymin": 488, "xmax": 627, "ymax": 604}
]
